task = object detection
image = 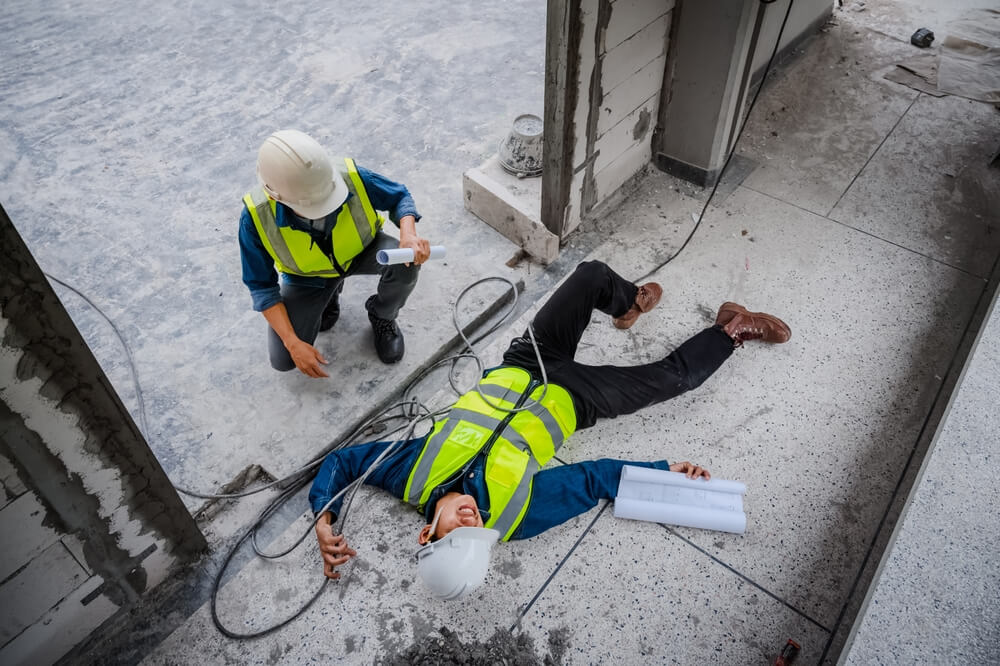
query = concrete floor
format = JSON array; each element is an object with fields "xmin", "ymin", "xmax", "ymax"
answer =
[
  {"xmin": 0, "ymin": 0, "xmax": 548, "ymax": 499},
  {"xmin": 3, "ymin": 0, "xmax": 999, "ymax": 664}
]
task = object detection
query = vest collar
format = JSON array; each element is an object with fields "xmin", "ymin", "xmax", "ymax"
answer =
[
  {"xmin": 421, "ymin": 454, "xmax": 493, "ymax": 524},
  {"xmin": 274, "ymin": 193, "xmax": 354, "ymax": 229}
]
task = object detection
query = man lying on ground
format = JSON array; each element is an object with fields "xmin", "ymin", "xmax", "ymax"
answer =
[{"xmin": 309, "ymin": 260, "xmax": 791, "ymax": 599}]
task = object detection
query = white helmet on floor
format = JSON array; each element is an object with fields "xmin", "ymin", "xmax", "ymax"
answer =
[
  {"xmin": 256, "ymin": 129, "xmax": 349, "ymax": 220},
  {"xmin": 415, "ymin": 527, "xmax": 500, "ymax": 600}
]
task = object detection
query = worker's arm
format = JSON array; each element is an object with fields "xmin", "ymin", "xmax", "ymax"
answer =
[
  {"xmin": 309, "ymin": 441, "xmax": 391, "ymax": 580},
  {"xmin": 314, "ymin": 512, "xmax": 357, "ymax": 579},
  {"xmin": 238, "ymin": 207, "xmax": 281, "ymax": 310},
  {"xmin": 309, "ymin": 437, "xmax": 426, "ymax": 579},
  {"xmin": 261, "ymin": 303, "xmax": 329, "ymax": 378},
  {"xmin": 398, "ymin": 214, "xmax": 430, "ymax": 264},
  {"xmin": 357, "ymin": 166, "xmax": 430, "ymax": 264},
  {"xmin": 512, "ymin": 458, "xmax": 707, "ymax": 540},
  {"xmin": 239, "ymin": 207, "xmax": 331, "ymax": 378}
]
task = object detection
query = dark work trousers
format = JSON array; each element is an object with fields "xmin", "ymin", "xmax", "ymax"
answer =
[
  {"xmin": 501, "ymin": 260, "xmax": 735, "ymax": 429},
  {"xmin": 268, "ymin": 231, "xmax": 420, "ymax": 371}
]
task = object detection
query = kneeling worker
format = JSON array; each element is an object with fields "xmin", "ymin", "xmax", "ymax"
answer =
[
  {"xmin": 310, "ymin": 260, "xmax": 791, "ymax": 599},
  {"xmin": 239, "ymin": 129, "xmax": 431, "ymax": 375}
]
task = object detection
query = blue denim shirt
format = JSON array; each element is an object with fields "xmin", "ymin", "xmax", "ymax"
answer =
[
  {"xmin": 308, "ymin": 436, "xmax": 671, "ymax": 540},
  {"xmin": 238, "ymin": 165, "xmax": 421, "ymax": 312}
]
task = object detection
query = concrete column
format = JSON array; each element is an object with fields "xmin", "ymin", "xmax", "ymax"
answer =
[
  {"xmin": 654, "ymin": 0, "xmax": 763, "ymax": 186},
  {"xmin": 654, "ymin": 0, "xmax": 833, "ymax": 187},
  {"xmin": 541, "ymin": 0, "xmax": 582, "ymax": 239}
]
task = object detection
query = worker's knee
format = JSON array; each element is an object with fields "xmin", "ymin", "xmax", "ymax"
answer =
[
  {"xmin": 270, "ymin": 355, "xmax": 296, "ymax": 372},
  {"xmin": 574, "ymin": 260, "xmax": 609, "ymax": 281}
]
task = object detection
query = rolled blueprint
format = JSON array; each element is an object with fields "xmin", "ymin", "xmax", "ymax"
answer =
[
  {"xmin": 376, "ymin": 245, "xmax": 446, "ymax": 265},
  {"xmin": 619, "ymin": 464, "xmax": 747, "ymax": 495},
  {"xmin": 613, "ymin": 465, "xmax": 748, "ymax": 535}
]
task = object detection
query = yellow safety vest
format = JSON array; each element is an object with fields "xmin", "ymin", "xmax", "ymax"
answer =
[
  {"xmin": 404, "ymin": 367, "xmax": 578, "ymax": 541},
  {"xmin": 242, "ymin": 158, "xmax": 385, "ymax": 277}
]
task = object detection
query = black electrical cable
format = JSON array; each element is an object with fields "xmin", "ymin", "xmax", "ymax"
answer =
[
  {"xmin": 209, "ymin": 400, "xmax": 436, "ymax": 639},
  {"xmin": 634, "ymin": 0, "xmax": 795, "ymax": 283},
  {"xmin": 45, "ymin": 266, "xmax": 541, "ymax": 638},
  {"xmin": 209, "ymin": 481, "xmax": 327, "ymax": 639},
  {"xmin": 44, "ymin": 273, "xmax": 151, "ymax": 437}
]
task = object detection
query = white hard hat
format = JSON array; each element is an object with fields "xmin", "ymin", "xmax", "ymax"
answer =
[
  {"xmin": 415, "ymin": 527, "xmax": 500, "ymax": 600},
  {"xmin": 256, "ymin": 129, "xmax": 349, "ymax": 219}
]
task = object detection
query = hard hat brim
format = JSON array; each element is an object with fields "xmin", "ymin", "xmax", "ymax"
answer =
[
  {"xmin": 415, "ymin": 526, "xmax": 500, "ymax": 559},
  {"xmin": 286, "ymin": 170, "xmax": 349, "ymax": 220}
]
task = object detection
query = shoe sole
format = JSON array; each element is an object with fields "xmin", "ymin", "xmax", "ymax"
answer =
[{"xmin": 719, "ymin": 302, "xmax": 792, "ymax": 343}]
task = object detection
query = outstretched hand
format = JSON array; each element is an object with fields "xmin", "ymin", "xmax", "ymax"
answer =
[
  {"xmin": 315, "ymin": 513, "xmax": 357, "ymax": 579},
  {"xmin": 669, "ymin": 461, "xmax": 711, "ymax": 480},
  {"xmin": 288, "ymin": 339, "xmax": 330, "ymax": 378}
]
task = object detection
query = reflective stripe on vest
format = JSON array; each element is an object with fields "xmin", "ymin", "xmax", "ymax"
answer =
[
  {"xmin": 403, "ymin": 367, "xmax": 578, "ymax": 541},
  {"xmin": 242, "ymin": 158, "xmax": 384, "ymax": 278}
]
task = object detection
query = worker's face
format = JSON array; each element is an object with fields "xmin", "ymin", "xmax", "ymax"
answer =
[{"xmin": 417, "ymin": 492, "xmax": 484, "ymax": 544}]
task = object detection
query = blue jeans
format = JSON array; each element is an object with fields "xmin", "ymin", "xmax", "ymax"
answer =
[{"xmin": 268, "ymin": 231, "xmax": 419, "ymax": 371}]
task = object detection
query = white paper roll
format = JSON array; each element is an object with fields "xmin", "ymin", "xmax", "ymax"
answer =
[
  {"xmin": 613, "ymin": 497, "xmax": 747, "ymax": 534},
  {"xmin": 619, "ymin": 465, "xmax": 747, "ymax": 496},
  {"xmin": 376, "ymin": 245, "xmax": 447, "ymax": 265},
  {"xmin": 614, "ymin": 465, "xmax": 748, "ymax": 534}
]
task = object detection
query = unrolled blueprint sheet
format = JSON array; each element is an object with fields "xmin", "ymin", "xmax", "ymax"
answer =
[{"xmin": 613, "ymin": 465, "xmax": 748, "ymax": 534}]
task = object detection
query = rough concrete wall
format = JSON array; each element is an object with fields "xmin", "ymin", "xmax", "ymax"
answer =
[
  {"xmin": 558, "ymin": 0, "xmax": 675, "ymax": 237},
  {"xmin": 0, "ymin": 205, "xmax": 205, "ymax": 665},
  {"xmin": 591, "ymin": 0, "xmax": 674, "ymax": 206}
]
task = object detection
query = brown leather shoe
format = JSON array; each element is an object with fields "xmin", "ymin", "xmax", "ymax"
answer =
[
  {"xmin": 716, "ymin": 302, "xmax": 791, "ymax": 346},
  {"xmin": 612, "ymin": 282, "xmax": 663, "ymax": 330}
]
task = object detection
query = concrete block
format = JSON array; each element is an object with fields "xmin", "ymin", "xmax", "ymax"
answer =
[
  {"xmin": 598, "ymin": 55, "xmax": 666, "ymax": 137},
  {"xmin": 594, "ymin": 93, "xmax": 658, "ymax": 173},
  {"xmin": 844, "ymin": 288, "xmax": 1000, "ymax": 663},
  {"xmin": 605, "ymin": 0, "xmax": 674, "ymax": 52},
  {"xmin": 0, "ymin": 492, "xmax": 60, "ymax": 582},
  {"xmin": 0, "ymin": 541, "xmax": 88, "ymax": 644},
  {"xmin": 0, "ymin": 575, "xmax": 117, "ymax": 666},
  {"xmin": 601, "ymin": 13, "xmax": 669, "ymax": 94},
  {"xmin": 463, "ymin": 155, "xmax": 559, "ymax": 264}
]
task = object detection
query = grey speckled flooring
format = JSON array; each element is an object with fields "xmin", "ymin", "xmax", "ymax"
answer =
[{"xmin": 2, "ymin": 0, "xmax": 998, "ymax": 664}]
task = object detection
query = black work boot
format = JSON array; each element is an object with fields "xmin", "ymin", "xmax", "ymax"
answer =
[{"xmin": 365, "ymin": 295, "xmax": 404, "ymax": 363}]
